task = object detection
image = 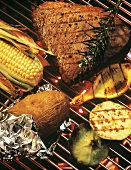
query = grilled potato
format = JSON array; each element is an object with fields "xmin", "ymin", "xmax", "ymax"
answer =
[
  {"xmin": 8, "ymin": 90, "xmax": 70, "ymax": 138},
  {"xmin": 89, "ymin": 101, "xmax": 131, "ymax": 140}
]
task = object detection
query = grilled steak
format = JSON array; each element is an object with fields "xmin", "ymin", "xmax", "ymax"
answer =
[{"xmin": 32, "ymin": 1, "xmax": 130, "ymax": 84}]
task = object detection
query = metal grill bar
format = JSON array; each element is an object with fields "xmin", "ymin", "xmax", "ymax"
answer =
[
  {"xmin": 0, "ymin": 0, "xmax": 131, "ymax": 170},
  {"xmin": 0, "ymin": 1, "xmax": 32, "ymax": 22},
  {"xmin": 65, "ymin": 0, "xmax": 131, "ymax": 25},
  {"xmin": 120, "ymin": 143, "xmax": 131, "ymax": 153},
  {"xmin": 0, "ymin": 9, "xmax": 37, "ymax": 36},
  {"xmin": 27, "ymin": 158, "xmax": 48, "ymax": 170},
  {"xmin": 0, "ymin": 161, "xmax": 15, "ymax": 170},
  {"xmin": 109, "ymin": 147, "xmax": 131, "ymax": 165},
  {"xmin": 93, "ymin": 0, "xmax": 131, "ymax": 25},
  {"xmin": 52, "ymin": 151, "xmax": 78, "ymax": 170}
]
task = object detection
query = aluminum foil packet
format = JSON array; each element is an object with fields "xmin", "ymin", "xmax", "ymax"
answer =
[{"xmin": 0, "ymin": 84, "xmax": 71, "ymax": 160}]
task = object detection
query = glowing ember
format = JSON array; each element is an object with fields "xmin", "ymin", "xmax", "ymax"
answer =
[
  {"xmin": 51, "ymin": 78, "xmax": 59, "ymax": 84},
  {"xmin": 20, "ymin": 90, "xmax": 24, "ymax": 95},
  {"xmin": 126, "ymin": 50, "xmax": 131, "ymax": 61},
  {"xmin": 55, "ymin": 79, "xmax": 59, "ymax": 83},
  {"xmin": 58, "ymin": 163, "xmax": 73, "ymax": 169},
  {"xmin": 96, "ymin": 156, "xmax": 119, "ymax": 170},
  {"xmin": 70, "ymin": 102, "xmax": 79, "ymax": 109},
  {"xmin": 122, "ymin": 139, "xmax": 131, "ymax": 150},
  {"xmin": 81, "ymin": 89, "xmax": 87, "ymax": 94},
  {"xmin": 78, "ymin": 108, "xmax": 84, "ymax": 114},
  {"xmin": 71, "ymin": 122, "xmax": 75, "ymax": 131},
  {"xmin": 57, "ymin": 76, "xmax": 62, "ymax": 80}
]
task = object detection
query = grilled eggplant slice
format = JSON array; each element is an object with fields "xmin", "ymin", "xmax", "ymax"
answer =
[
  {"xmin": 89, "ymin": 101, "xmax": 131, "ymax": 140},
  {"xmin": 69, "ymin": 123, "xmax": 109, "ymax": 167},
  {"xmin": 72, "ymin": 63, "xmax": 131, "ymax": 105}
]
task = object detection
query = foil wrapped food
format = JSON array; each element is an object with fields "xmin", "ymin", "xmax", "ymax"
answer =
[{"xmin": 0, "ymin": 84, "xmax": 71, "ymax": 160}]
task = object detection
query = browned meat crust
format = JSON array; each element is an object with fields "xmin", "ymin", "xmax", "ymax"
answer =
[{"xmin": 32, "ymin": 1, "xmax": 130, "ymax": 84}]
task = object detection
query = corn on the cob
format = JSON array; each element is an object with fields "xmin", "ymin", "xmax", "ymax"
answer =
[
  {"xmin": 0, "ymin": 39, "xmax": 43, "ymax": 91},
  {"xmin": 0, "ymin": 20, "xmax": 54, "ymax": 56}
]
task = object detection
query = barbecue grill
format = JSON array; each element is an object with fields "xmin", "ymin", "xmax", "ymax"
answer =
[{"xmin": 0, "ymin": 0, "xmax": 131, "ymax": 169}]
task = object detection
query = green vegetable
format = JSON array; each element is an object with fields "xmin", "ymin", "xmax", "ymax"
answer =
[{"xmin": 69, "ymin": 123, "xmax": 109, "ymax": 167}]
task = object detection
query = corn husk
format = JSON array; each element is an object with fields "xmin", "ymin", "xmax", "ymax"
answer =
[
  {"xmin": 0, "ymin": 20, "xmax": 45, "ymax": 94},
  {"xmin": 0, "ymin": 20, "xmax": 54, "ymax": 56},
  {"xmin": 0, "ymin": 73, "xmax": 16, "ymax": 96}
]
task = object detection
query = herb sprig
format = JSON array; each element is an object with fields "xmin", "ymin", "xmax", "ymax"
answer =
[{"xmin": 79, "ymin": 0, "xmax": 123, "ymax": 70}]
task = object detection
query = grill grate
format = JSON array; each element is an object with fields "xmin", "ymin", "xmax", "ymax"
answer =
[
  {"xmin": 0, "ymin": 0, "xmax": 131, "ymax": 170},
  {"xmin": 65, "ymin": 0, "xmax": 131, "ymax": 25}
]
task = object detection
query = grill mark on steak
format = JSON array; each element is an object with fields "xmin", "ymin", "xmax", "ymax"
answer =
[
  {"xmin": 44, "ymin": 31, "xmax": 92, "ymax": 45},
  {"xmin": 33, "ymin": 2, "xmax": 103, "ymax": 17},
  {"xmin": 43, "ymin": 21, "xmax": 98, "ymax": 34},
  {"xmin": 32, "ymin": 2, "xmax": 77, "ymax": 30},
  {"xmin": 32, "ymin": 2, "xmax": 105, "ymax": 40},
  {"xmin": 48, "ymin": 43, "xmax": 88, "ymax": 56},
  {"xmin": 32, "ymin": 2, "xmax": 131, "ymax": 84},
  {"xmin": 43, "ymin": 10, "xmax": 104, "ymax": 25}
]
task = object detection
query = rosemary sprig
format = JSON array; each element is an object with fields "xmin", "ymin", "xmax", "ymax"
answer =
[{"xmin": 80, "ymin": 0, "xmax": 123, "ymax": 70}]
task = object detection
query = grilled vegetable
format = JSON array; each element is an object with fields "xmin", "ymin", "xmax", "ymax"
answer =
[
  {"xmin": 72, "ymin": 63, "xmax": 131, "ymax": 105},
  {"xmin": 0, "ymin": 20, "xmax": 54, "ymax": 56},
  {"xmin": 69, "ymin": 123, "xmax": 109, "ymax": 167},
  {"xmin": 0, "ymin": 20, "xmax": 47, "ymax": 93},
  {"xmin": 8, "ymin": 90, "xmax": 70, "ymax": 138},
  {"xmin": 89, "ymin": 101, "xmax": 131, "ymax": 140},
  {"xmin": 0, "ymin": 39, "xmax": 43, "ymax": 91},
  {"xmin": 0, "ymin": 73, "xmax": 16, "ymax": 96}
]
